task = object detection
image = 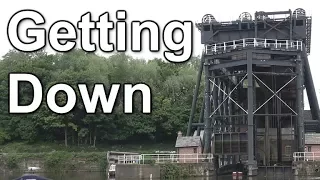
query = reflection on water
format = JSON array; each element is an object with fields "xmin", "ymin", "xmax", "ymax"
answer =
[
  {"xmin": 1, "ymin": 172, "xmax": 107, "ymax": 180},
  {"xmin": 0, "ymin": 172, "xmax": 319, "ymax": 180}
]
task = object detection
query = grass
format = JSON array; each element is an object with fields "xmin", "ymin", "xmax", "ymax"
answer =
[
  {"xmin": 0, "ymin": 141, "xmax": 176, "ymax": 171},
  {"xmin": 0, "ymin": 141, "xmax": 175, "ymax": 154}
]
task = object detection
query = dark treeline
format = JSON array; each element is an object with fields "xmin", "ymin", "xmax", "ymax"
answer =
[{"xmin": 0, "ymin": 49, "xmax": 204, "ymax": 147}]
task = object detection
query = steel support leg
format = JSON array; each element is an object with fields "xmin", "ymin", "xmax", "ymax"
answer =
[
  {"xmin": 264, "ymin": 105, "xmax": 270, "ymax": 166},
  {"xmin": 204, "ymin": 57, "xmax": 211, "ymax": 154},
  {"xmin": 303, "ymin": 49, "xmax": 320, "ymax": 121},
  {"xmin": 296, "ymin": 54, "xmax": 305, "ymax": 151},
  {"xmin": 197, "ymin": 98, "xmax": 205, "ymax": 136},
  {"xmin": 247, "ymin": 51, "xmax": 257, "ymax": 176}
]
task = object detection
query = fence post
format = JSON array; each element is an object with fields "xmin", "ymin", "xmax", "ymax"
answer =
[
  {"xmin": 197, "ymin": 153, "xmax": 199, "ymax": 163},
  {"xmin": 142, "ymin": 155, "xmax": 144, "ymax": 164},
  {"xmin": 313, "ymin": 152, "xmax": 314, "ymax": 161}
]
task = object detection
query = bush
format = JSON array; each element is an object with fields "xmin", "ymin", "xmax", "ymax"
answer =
[
  {"xmin": 44, "ymin": 152, "xmax": 72, "ymax": 171},
  {"xmin": 0, "ymin": 129, "xmax": 10, "ymax": 145},
  {"xmin": 160, "ymin": 163, "xmax": 189, "ymax": 179},
  {"xmin": 6, "ymin": 155, "xmax": 19, "ymax": 169}
]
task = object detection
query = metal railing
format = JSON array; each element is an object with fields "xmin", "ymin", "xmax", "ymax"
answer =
[
  {"xmin": 117, "ymin": 154, "xmax": 141, "ymax": 164},
  {"xmin": 293, "ymin": 152, "xmax": 320, "ymax": 161},
  {"xmin": 205, "ymin": 38, "xmax": 303, "ymax": 55},
  {"xmin": 117, "ymin": 153, "xmax": 214, "ymax": 164}
]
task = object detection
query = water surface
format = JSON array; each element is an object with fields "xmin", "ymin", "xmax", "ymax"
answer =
[{"xmin": 1, "ymin": 172, "xmax": 318, "ymax": 180}]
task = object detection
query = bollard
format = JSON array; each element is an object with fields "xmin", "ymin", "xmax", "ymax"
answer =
[
  {"xmin": 238, "ymin": 172, "xmax": 243, "ymax": 180},
  {"xmin": 232, "ymin": 172, "xmax": 243, "ymax": 180},
  {"xmin": 232, "ymin": 172, "xmax": 237, "ymax": 180}
]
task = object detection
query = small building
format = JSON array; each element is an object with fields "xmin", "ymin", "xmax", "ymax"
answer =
[
  {"xmin": 175, "ymin": 131, "xmax": 202, "ymax": 163},
  {"xmin": 305, "ymin": 133, "xmax": 320, "ymax": 152},
  {"xmin": 301, "ymin": 133, "xmax": 320, "ymax": 161}
]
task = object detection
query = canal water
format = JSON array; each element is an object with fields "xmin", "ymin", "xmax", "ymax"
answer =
[{"xmin": 1, "ymin": 172, "xmax": 319, "ymax": 180}]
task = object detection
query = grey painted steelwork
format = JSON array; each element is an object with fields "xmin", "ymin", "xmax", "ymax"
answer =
[
  {"xmin": 188, "ymin": 8, "xmax": 319, "ymax": 176},
  {"xmin": 302, "ymin": 46, "xmax": 320, "ymax": 121},
  {"xmin": 196, "ymin": 9, "xmax": 311, "ymax": 54}
]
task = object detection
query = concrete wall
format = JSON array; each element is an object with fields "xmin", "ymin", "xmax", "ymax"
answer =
[
  {"xmin": 115, "ymin": 164, "xmax": 160, "ymax": 179},
  {"xmin": 293, "ymin": 161, "xmax": 320, "ymax": 176},
  {"xmin": 115, "ymin": 163, "xmax": 214, "ymax": 179}
]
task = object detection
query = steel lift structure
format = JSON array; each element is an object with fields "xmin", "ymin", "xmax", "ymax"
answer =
[{"xmin": 186, "ymin": 8, "xmax": 320, "ymax": 176}]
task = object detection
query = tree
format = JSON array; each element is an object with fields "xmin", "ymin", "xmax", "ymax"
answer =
[{"xmin": 0, "ymin": 49, "xmax": 201, "ymax": 145}]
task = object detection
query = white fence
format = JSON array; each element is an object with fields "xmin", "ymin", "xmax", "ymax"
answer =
[
  {"xmin": 205, "ymin": 38, "xmax": 303, "ymax": 55},
  {"xmin": 293, "ymin": 152, "xmax": 320, "ymax": 161},
  {"xmin": 117, "ymin": 153, "xmax": 214, "ymax": 164}
]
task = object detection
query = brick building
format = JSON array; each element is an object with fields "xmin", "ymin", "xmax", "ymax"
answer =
[
  {"xmin": 303, "ymin": 110, "xmax": 320, "ymax": 153},
  {"xmin": 175, "ymin": 131, "xmax": 202, "ymax": 163},
  {"xmin": 305, "ymin": 133, "xmax": 320, "ymax": 152}
]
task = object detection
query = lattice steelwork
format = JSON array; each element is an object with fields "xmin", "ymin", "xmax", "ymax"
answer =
[{"xmin": 188, "ymin": 8, "xmax": 319, "ymax": 176}]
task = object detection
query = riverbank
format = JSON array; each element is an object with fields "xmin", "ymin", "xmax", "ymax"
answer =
[
  {"xmin": 0, "ymin": 151, "xmax": 107, "ymax": 173},
  {"xmin": 0, "ymin": 142, "xmax": 174, "ymax": 153},
  {"xmin": 0, "ymin": 142, "xmax": 174, "ymax": 173}
]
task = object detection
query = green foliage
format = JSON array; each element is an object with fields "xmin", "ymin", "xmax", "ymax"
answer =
[
  {"xmin": 0, "ymin": 129, "xmax": 10, "ymax": 145},
  {"xmin": 143, "ymin": 159, "xmax": 156, "ymax": 165},
  {"xmin": 0, "ymin": 151, "xmax": 107, "ymax": 172},
  {"xmin": 0, "ymin": 49, "xmax": 203, "ymax": 145},
  {"xmin": 44, "ymin": 152, "xmax": 72, "ymax": 170},
  {"xmin": 5, "ymin": 155, "xmax": 19, "ymax": 169},
  {"xmin": 98, "ymin": 155, "xmax": 108, "ymax": 171},
  {"xmin": 160, "ymin": 163, "xmax": 189, "ymax": 179},
  {"xmin": 0, "ymin": 142, "xmax": 174, "ymax": 154}
]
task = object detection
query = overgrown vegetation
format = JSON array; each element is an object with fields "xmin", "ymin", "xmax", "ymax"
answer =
[
  {"xmin": 160, "ymin": 163, "xmax": 190, "ymax": 179},
  {"xmin": 0, "ymin": 49, "xmax": 203, "ymax": 147},
  {"xmin": 0, "ymin": 151, "xmax": 107, "ymax": 171},
  {"xmin": 0, "ymin": 142, "xmax": 174, "ymax": 153}
]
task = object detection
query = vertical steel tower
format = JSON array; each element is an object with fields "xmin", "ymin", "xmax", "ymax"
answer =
[{"xmin": 187, "ymin": 8, "xmax": 319, "ymax": 176}]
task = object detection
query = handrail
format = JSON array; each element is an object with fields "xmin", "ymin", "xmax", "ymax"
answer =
[
  {"xmin": 117, "ymin": 153, "xmax": 214, "ymax": 164},
  {"xmin": 204, "ymin": 38, "xmax": 303, "ymax": 55},
  {"xmin": 293, "ymin": 152, "xmax": 320, "ymax": 162}
]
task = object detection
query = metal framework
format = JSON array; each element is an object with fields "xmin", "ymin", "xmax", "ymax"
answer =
[{"xmin": 187, "ymin": 8, "xmax": 319, "ymax": 176}]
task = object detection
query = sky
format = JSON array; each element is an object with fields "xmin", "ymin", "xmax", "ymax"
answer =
[{"xmin": 0, "ymin": 0, "xmax": 318, "ymax": 109}]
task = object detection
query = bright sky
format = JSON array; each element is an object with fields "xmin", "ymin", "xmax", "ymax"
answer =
[{"xmin": 0, "ymin": 0, "xmax": 318, "ymax": 109}]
